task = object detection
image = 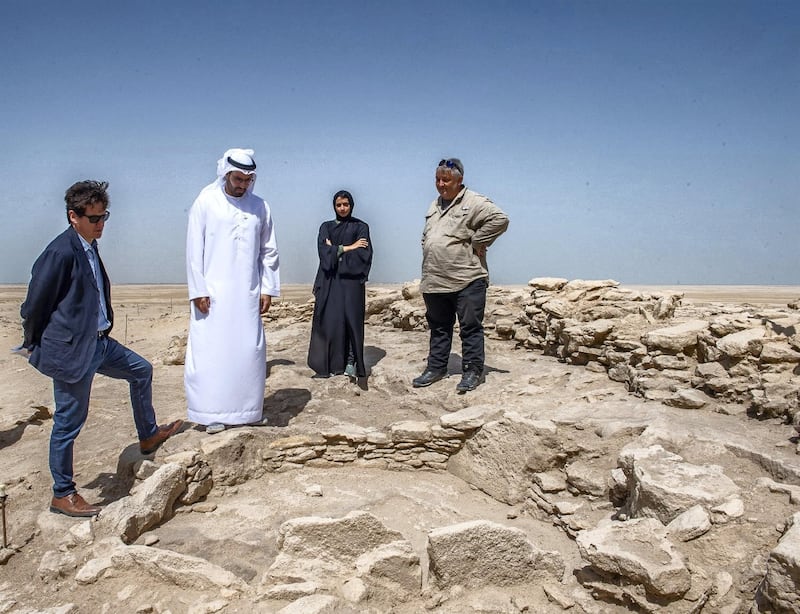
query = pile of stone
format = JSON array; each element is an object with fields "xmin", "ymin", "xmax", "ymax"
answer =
[
  {"xmin": 166, "ymin": 277, "xmax": 800, "ymax": 431},
  {"xmin": 368, "ymin": 278, "xmax": 800, "ymax": 426},
  {"xmin": 514, "ymin": 278, "xmax": 800, "ymax": 425},
  {"xmin": 168, "ymin": 411, "xmax": 490, "ymax": 488},
  {"xmin": 66, "ymin": 403, "xmax": 799, "ymax": 612}
]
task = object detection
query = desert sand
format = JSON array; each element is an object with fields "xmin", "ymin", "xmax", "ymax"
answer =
[{"xmin": 0, "ymin": 282, "xmax": 798, "ymax": 613}]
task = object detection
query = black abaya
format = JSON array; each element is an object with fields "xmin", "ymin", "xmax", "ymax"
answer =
[{"xmin": 307, "ymin": 215, "xmax": 373, "ymax": 377}]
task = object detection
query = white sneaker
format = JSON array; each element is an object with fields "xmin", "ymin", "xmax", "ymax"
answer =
[
  {"xmin": 344, "ymin": 363, "xmax": 356, "ymax": 377},
  {"xmin": 206, "ymin": 422, "xmax": 226, "ymax": 434}
]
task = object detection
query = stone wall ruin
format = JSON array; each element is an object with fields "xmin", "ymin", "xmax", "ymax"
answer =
[{"xmin": 9, "ymin": 278, "xmax": 800, "ymax": 613}]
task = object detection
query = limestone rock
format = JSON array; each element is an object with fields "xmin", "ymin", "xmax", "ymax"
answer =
[
  {"xmin": 447, "ymin": 413, "xmax": 560, "ymax": 504},
  {"xmin": 390, "ymin": 421, "xmax": 432, "ymax": 443},
  {"xmin": 759, "ymin": 511, "xmax": 800, "ymax": 612},
  {"xmin": 710, "ymin": 497, "xmax": 744, "ymax": 524},
  {"xmin": 427, "ymin": 520, "xmax": 564, "ymax": 589},
  {"xmin": 665, "ymin": 505, "xmax": 711, "ymax": 541},
  {"xmin": 262, "ymin": 581, "xmax": 322, "ymax": 600},
  {"xmin": 367, "ymin": 291, "xmax": 403, "ymax": 316},
  {"xmin": 161, "ymin": 334, "xmax": 187, "ymax": 365},
  {"xmin": 68, "ymin": 520, "xmax": 95, "ymax": 546},
  {"xmin": 641, "ymin": 320, "xmax": 709, "ymax": 353},
  {"xmin": 202, "ymin": 430, "xmax": 265, "ymax": 485},
  {"xmin": 401, "ymin": 281, "xmax": 420, "ymax": 300},
  {"xmin": 716, "ymin": 327, "xmax": 766, "ymax": 358},
  {"xmin": 77, "ymin": 544, "xmax": 247, "ymax": 592},
  {"xmin": 576, "ymin": 517, "xmax": 691, "ymax": 599},
  {"xmin": 619, "ymin": 445, "xmax": 740, "ymax": 524},
  {"xmin": 562, "ymin": 279, "xmax": 619, "ymax": 292},
  {"xmin": 267, "ymin": 511, "xmax": 408, "ymax": 586},
  {"xmin": 760, "ymin": 340, "xmax": 800, "ymax": 363},
  {"xmin": 37, "ymin": 550, "xmax": 78, "ymax": 581},
  {"xmin": 439, "ymin": 405, "xmax": 501, "ymax": 431},
  {"xmin": 96, "ymin": 462, "xmax": 186, "ymax": 543},
  {"xmin": 353, "ymin": 540, "xmax": 421, "ymax": 602},
  {"xmin": 180, "ymin": 475, "xmax": 213, "ymax": 505},
  {"xmin": 564, "ymin": 460, "xmax": 609, "ymax": 498},
  {"xmin": 533, "ymin": 470, "xmax": 568, "ymax": 493},
  {"xmin": 664, "ymin": 388, "xmax": 711, "ymax": 409},
  {"xmin": 528, "ymin": 277, "xmax": 568, "ymax": 291}
]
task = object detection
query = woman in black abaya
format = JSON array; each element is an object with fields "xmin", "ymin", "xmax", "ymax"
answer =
[{"xmin": 307, "ymin": 190, "xmax": 373, "ymax": 377}]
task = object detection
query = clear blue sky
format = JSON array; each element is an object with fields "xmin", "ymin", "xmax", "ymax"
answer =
[{"xmin": 2, "ymin": 1, "xmax": 798, "ymax": 285}]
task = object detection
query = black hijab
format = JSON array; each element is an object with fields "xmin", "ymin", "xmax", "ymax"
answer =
[{"xmin": 333, "ymin": 189, "xmax": 354, "ymax": 221}]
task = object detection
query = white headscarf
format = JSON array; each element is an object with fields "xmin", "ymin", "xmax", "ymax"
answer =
[{"xmin": 216, "ymin": 148, "xmax": 257, "ymax": 194}]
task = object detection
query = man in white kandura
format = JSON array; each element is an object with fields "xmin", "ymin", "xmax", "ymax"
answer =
[{"xmin": 185, "ymin": 148, "xmax": 280, "ymax": 434}]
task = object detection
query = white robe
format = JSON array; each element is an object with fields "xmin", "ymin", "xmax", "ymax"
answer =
[{"xmin": 185, "ymin": 181, "xmax": 280, "ymax": 425}]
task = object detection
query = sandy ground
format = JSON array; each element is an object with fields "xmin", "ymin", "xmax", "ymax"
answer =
[{"xmin": 0, "ymin": 283, "xmax": 799, "ymax": 613}]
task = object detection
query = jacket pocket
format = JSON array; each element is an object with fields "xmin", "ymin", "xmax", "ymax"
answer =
[{"xmin": 42, "ymin": 326, "xmax": 73, "ymax": 343}]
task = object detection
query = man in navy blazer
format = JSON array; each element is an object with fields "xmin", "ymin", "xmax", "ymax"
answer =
[{"xmin": 20, "ymin": 180, "xmax": 183, "ymax": 517}]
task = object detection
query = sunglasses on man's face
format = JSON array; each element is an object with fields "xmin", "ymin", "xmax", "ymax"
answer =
[{"xmin": 79, "ymin": 210, "xmax": 110, "ymax": 224}]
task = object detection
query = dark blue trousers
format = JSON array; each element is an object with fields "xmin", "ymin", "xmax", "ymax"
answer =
[{"xmin": 51, "ymin": 336, "xmax": 158, "ymax": 498}]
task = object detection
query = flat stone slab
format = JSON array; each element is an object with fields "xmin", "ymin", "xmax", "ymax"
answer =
[{"xmin": 576, "ymin": 517, "xmax": 691, "ymax": 599}]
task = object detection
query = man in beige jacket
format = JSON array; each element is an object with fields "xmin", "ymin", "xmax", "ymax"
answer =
[{"xmin": 412, "ymin": 158, "xmax": 509, "ymax": 392}]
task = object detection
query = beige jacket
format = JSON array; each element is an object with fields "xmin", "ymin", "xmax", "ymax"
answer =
[{"xmin": 420, "ymin": 186, "xmax": 509, "ymax": 293}]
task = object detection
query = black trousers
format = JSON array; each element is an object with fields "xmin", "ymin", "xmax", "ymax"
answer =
[{"xmin": 422, "ymin": 277, "xmax": 487, "ymax": 374}]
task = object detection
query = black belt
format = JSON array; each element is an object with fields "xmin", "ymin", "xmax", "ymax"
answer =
[{"xmin": 97, "ymin": 329, "xmax": 110, "ymax": 339}]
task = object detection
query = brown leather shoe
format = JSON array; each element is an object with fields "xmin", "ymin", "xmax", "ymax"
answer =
[
  {"xmin": 140, "ymin": 419, "xmax": 184, "ymax": 454},
  {"xmin": 50, "ymin": 492, "xmax": 102, "ymax": 517}
]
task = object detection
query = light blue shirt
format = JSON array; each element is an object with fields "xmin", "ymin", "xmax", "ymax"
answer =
[{"xmin": 78, "ymin": 235, "xmax": 111, "ymax": 332}]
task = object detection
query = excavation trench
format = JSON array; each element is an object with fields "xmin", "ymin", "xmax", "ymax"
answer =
[{"xmin": 98, "ymin": 393, "xmax": 799, "ymax": 613}]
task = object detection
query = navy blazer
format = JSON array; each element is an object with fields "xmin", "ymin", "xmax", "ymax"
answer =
[{"xmin": 20, "ymin": 227, "xmax": 113, "ymax": 383}]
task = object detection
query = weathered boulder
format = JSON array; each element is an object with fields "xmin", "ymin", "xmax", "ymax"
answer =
[
  {"xmin": 665, "ymin": 505, "xmax": 712, "ymax": 541},
  {"xmin": 161, "ymin": 334, "xmax": 187, "ymax": 365},
  {"xmin": 576, "ymin": 518, "xmax": 691, "ymax": 599},
  {"xmin": 564, "ymin": 460, "xmax": 609, "ymax": 498},
  {"xmin": 447, "ymin": 412, "xmax": 559, "ymax": 504},
  {"xmin": 759, "ymin": 512, "xmax": 800, "ymax": 612},
  {"xmin": 95, "ymin": 462, "xmax": 186, "ymax": 543},
  {"xmin": 559, "ymin": 319, "xmax": 615, "ymax": 359},
  {"xmin": 37, "ymin": 550, "xmax": 78, "ymax": 581},
  {"xmin": 760, "ymin": 340, "xmax": 800, "ymax": 364},
  {"xmin": 619, "ymin": 445, "xmax": 740, "ymax": 524},
  {"xmin": 366, "ymin": 290, "xmax": 402, "ymax": 315},
  {"xmin": 266, "ymin": 511, "xmax": 409, "ymax": 586},
  {"xmin": 76, "ymin": 544, "xmax": 247, "ymax": 592},
  {"xmin": 533, "ymin": 470, "xmax": 568, "ymax": 493},
  {"xmin": 427, "ymin": 520, "xmax": 564, "ymax": 589},
  {"xmin": 528, "ymin": 277, "xmax": 568, "ymax": 291},
  {"xmin": 641, "ymin": 320, "xmax": 709, "ymax": 353},
  {"xmin": 562, "ymin": 279, "xmax": 619, "ymax": 292},
  {"xmin": 439, "ymin": 404, "xmax": 501, "ymax": 431},
  {"xmin": 202, "ymin": 429, "xmax": 265, "ymax": 485},
  {"xmin": 664, "ymin": 388, "xmax": 711, "ymax": 409},
  {"xmin": 401, "ymin": 281, "xmax": 421, "ymax": 300},
  {"xmin": 716, "ymin": 327, "xmax": 766, "ymax": 358},
  {"xmin": 353, "ymin": 540, "xmax": 421, "ymax": 602}
]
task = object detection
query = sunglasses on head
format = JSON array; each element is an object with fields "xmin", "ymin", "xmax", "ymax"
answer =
[
  {"xmin": 79, "ymin": 210, "xmax": 110, "ymax": 224},
  {"xmin": 438, "ymin": 159, "xmax": 462, "ymax": 174}
]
